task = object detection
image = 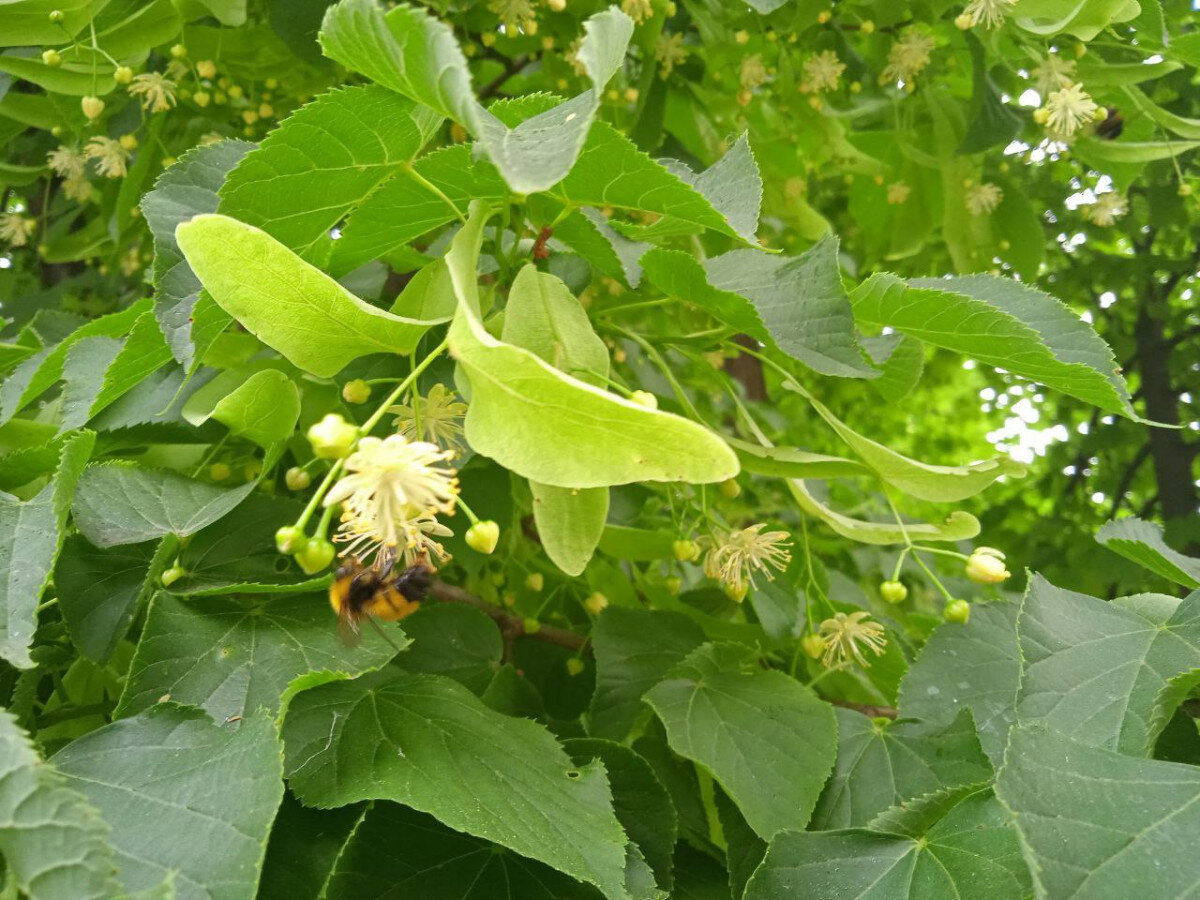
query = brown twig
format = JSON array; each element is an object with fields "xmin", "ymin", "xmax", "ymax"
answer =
[
  {"xmin": 830, "ymin": 699, "xmax": 898, "ymax": 720},
  {"xmin": 430, "ymin": 580, "xmax": 586, "ymax": 651}
]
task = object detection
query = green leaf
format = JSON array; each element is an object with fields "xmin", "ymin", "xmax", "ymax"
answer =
[
  {"xmin": 644, "ymin": 643, "xmax": 837, "ymax": 840},
  {"xmin": 1073, "ymin": 135, "xmax": 1200, "ymax": 163},
  {"xmin": 852, "ymin": 273, "xmax": 1136, "ymax": 417},
  {"xmin": 446, "ymin": 204, "xmax": 738, "ymax": 488},
  {"xmin": 811, "ymin": 709, "xmax": 993, "ymax": 830},
  {"xmin": 0, "ymin": 0, "xmax": 108, "ymax": 46},
  {"xmin": 209, "ymin": 369, "xmax": 301, "ymax": 448},
  {"xmin": 1013, "ymin": 0, "xmax": 1141, "ymax": 38},
  {"xmin": 959, "ymin": 37, "xmax": 1022, "ymax": 154},
  {"xmin": 175, "ymin": 213, "xmax": 435, "ymax": 377},
  {"xmin": 0, "ymin": 709, "xmax": 119, "ymax": 900},
  {"xmin": 788, "ymin": 479, "xmax": 981, "ymax": 546},
  {"xmin": 862, "ymin": 334, "xmax": 926, "ymax": 403},
  {"xmin": 1016, "ymin": 575, "xmax": 1200, "ymax": 754},
  {"xmin": 503, "ymin": 263, "xmax": 610, "ymax": 384},
  {"xmin": 259, "ymin": 793, "xmax": 365, "ymax": 900},
  {"xmin": 996, "ymin": 724, "xmax": 1200, "ymax": 898},
  {"xmin": 531, "ymin": 482, "xmax": 609, "ymax": 577},
  {"xmin": 793, "ymin": 389, "xmax": 1026, "ymax": 502},
  {"xmin": 727, "ymin": 437, "xmax": 867, "ymax": 480},
  {"xmin": 282, "ymin": 669, "xmax": 631, "ymax": 900},
  {"xmin": 142, "ymin": 139, "xmax": 252, "ymax": 368},
  {"xmin": 323, "ymin": 801, "xmax": 598, "ymax": 899},
  {"xmin": 746, "ymin": 790, "xmax": 1029, "ymax": 900},
  {"xmin": 586, "ymin": 607, "xmax": 706, "ymax": 742},
  {"xmin": 0, "ymin": 430, "xmax": 93, "ymax": 668},
  {"xmin": 118, "ymin": 591, "xmax": 405, "ymax": 721},
  {"xmin": 71, "ymin": 462, "xmax": 256, "ymax": 548},
  {"xmin": 537, "ymin": 204, "xmax": 649, "ymax": 288},
  {"xmin": 218, "ymin": 85, "xmax": 440, "ymax": 262},
  {"xmin": 319, "ymin": 0, "xmax": 632, "ymax": 194},
  {"xmin": 897, "ymin": 600, "xmax": 1022, "ymax": 765},
  {"xmin": 394, "ymin": 603, "xmax": 503, "ymax": 694},
  {"xmin": 56, "ymin": 535, "xmax": 166, "ymax": 664},
  {"xmin": 1096, "ymin": 516, "xmax": 1200, "ymax": 589},
  {"xmin": 642, "ymin": 236, "xmax": 875, "ymax": 379},
  {"xmin": 714, "ymin": 788, "xmax": 766, "ymax": 900},
  {"xmin": 53, "ymin": 705, "xmax": 284, "ymax": 899}
]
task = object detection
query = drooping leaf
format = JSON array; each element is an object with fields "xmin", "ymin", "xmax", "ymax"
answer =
[
  {"xmin": 118, "ymin": 591, "xmax": 406, "ymax": 721},
  {"xmin": 788, "ymin": 479, "xmax": 981, "ymax": 546},
  {"xmin": 218, "ymin": 85, "xmax": 441, "ymax": 261},
  {"xmin": 503, "ymin": 263, "xmax": 610, "ymax": 384},
  {"xmin": 0, "ymin": 709, "xmax": 119, "ymax": 900},
  {"xmin": 209, "ymin": 369, "xmax": 301, "ymax": 448},
  {"xmin": 176, "ymin": 214, "xmax": 438, "ymax": 377},
  {"xmin": 0, "ymin": 430, "xmax": 94, "ymax": 668},
  {"xmin": 282, "ymin": 669, "xmax": 631, "ymax": 900},
  {"xmin": 810, "ymin": 708, "xmax": 992, "ymax": 830},
  {"xmin": 851, "ymin": 273, "xmax": 1136, "ymax": 417},
  {"xmin": 446, "ymin": 203, "xmax": 739, "ymax": 488},
  {"xmin": 644, "ymin": 643, "xmax": 838, "ymax": 840},
  {"xmin": 1013, "ymin": 0, "xmax": 1143, "ymax": 40},
  {"xmin": 141, "ymin": 139, "xmax": 252, "ymax": 367},
  {"xmin": 52, "ymin": 705, "xmax": 284, "ymax": 900},
  {"xmin": 531, "ymin": 482, "xmax": 610, "ymax": 577},
  {"xmin": 997, "ymin": 724, "xmax": 1200, "ymax": 898},
  {"xmin": 1096, "ymin": 516, "xmax": 1200, "ymax": 589},
  {"xmin": 1016, "ymin": 575, "xmax": 1200, "ymax": 754},
  {"xmin": 728, "ymin": 438, "xmax": 868, "ymax": 480}
]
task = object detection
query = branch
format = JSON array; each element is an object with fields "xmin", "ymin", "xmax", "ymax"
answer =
[
  {"xmin": 478, "ymin": 55, "xmax": 530, "ymax": 101},
  {"xmin": 430, "ymin": 580, "xmax": 585, "ymax": 651},
  {"xmin": 830, "ymin": 699, "xmax": 898, "ymax": 719},
  {"xmin": 1108, "ymin": 441, "xmax": 1151, "ymax": 519}
]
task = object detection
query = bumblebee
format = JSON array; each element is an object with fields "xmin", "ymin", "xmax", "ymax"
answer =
[{"xmin": 329, "ymin": 554, "xmax": 431, "ymax": 647}]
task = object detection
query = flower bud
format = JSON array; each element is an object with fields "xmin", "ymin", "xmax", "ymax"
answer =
[
  {"xmin": 860, "ymin": 20, "xmax": 875, "ymax": 34},
  {"xmin": 548, "ymin": 0, "xmax": 565, "ymax": 9},
  {"xmin": 81, "ymin": 95, "xmax": 105, "ymax": 120},
  {"xmin": 307, "ymin": 413, "xmax": 357, "ymax": 459},
  {"xmin": 817, "ymin": 10, "xmax": 831, "ymax": 23},
  {"xmin": 525, "ymin": 572, "xmax": 544, "ymax": 592},
  {"xmin": 723, "ymin": 581, "xmax": 748, "ymax": 603},
  {"xmin": 342, "ymin": 379, "xmax": 371, "ymax": 404},
  {"xmin": 955, "ymin": 13, "xmax": 972, "ymax": 28},
  {"xmin": 522, "ymin": 617, "xmax": 541, "ymax": 634},
  {"xmin": 585, "ymin": 592, "xmax": 609, "ymax": 615},
  {"xmin": 965, "ymin": 548, "xmax": 1010, "ymax": 584},
  {"xmin": 170, "ymin": 43, "xmax": 187, "ymax": 58},
  {"xmin": 566, "ymin": 657, "xmax": 585, "ymax": 675},
  {"xmin": 719, "ymin": 478, "xmax": 741, "ymax": 499},
  {"xmin": 944, "ymin": 599, "xmax": 971, "ymax": 624},
  {"xmin": 673, "ymin": 539, "xmax": 700, "ymax": 562},
  {"xmin": 665, "ymin": 576, "xmax": 682, "ymax": 595},
  {"xmin": 735, "ymin": 29, "xmax": 749, "ymax": 44},
  {"xmin": 196, "ymin": 59, "xmax": 217, "ymax": 78},
  {"xmin": 801, "ymin": 633, "xmax": 826, "ymax": 659},
  {"xmin": 119, "ymin": 134, "xmax": 138, "ymax": 150},
  {"xmin": 161, "ymin": 565, "xmax": 186, "ymax": 587},
  {"xmin": 285, "ymin": 467, "xmax": 311, "ymax": 491},
  {"xmin": 193, "ymin": 91, "xmax": 211, "ymax": 107},
  {"xmin": 629, "ymin": 390, "xmax": 657, "ymax": 409},
  {"xmin": 275, "ymin": 525, "xmax": 305, "ymax": 554},
  {"xmin": 295, "ymin": 537, "xmax": 335, "ymax": 574},
  {"xmin": 49, "ymin": 9, "xmax": 64, "ymax": 22},
  {"xmin": 465, "ymin": 520, "xmax": 500, "ymax": 554},
  {"xmin": 209, "ymin": 462, "xmax": 231, "ymax": 481},
  {"xmin": 42, "ymin": 49, "xmax": 62, "ymax": 67},
  {"xmin": 1032, "ymin": 107, "xmax": 1050, "ymax": 125},
  {"xmin": 880, "ymin": 580, "xmax": 908, "ymax": 604},
  {"xmin": 113, "ymin": 65, "xmax": 133, "ymax": 84}
]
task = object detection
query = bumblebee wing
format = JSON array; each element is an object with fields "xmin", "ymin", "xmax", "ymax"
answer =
[
  {"xmin": 365, "ymin": 614, "xmax": 405, "ymax": 654},
  {"xmin": 336, "ymin": 604, "xmax": 362, "ymax": 649}
]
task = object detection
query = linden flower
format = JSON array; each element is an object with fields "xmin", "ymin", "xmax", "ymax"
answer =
[
  {"xmin": 703, "ymin": 524, "xmax": 791, "ymax": 593},
  {"xmin": 127, "ymin": 72, "xmax": 177, "ymax": 113},
  {"xmin": 740, "ymin": 54, "xmax": 769, "ymax": 91},
  {"xmin": 621, "ymin": 0, "xmax": 653, "ymax": 24},
  {"xmin": 655, "ymin": 33, "xmax": 688, "ymax": 79},
  {"xmin": 819, "ymin": 611, "xmax": 887, "ymax": 668},
  {"xmin": 396, "ymin": 511, "xmax": 454, "ymax": 568},
  {"xmin": 0, "ymin": 214, "xmax": 36, "ymax": 248},
  {"xmin": 489, "ymin": 0, "xmax": 536, "ymax": 35},
  {"xmin": 965, "ymin": 181, "xmax": 1003, "ymax": 216},
  {"xmin": 85, "ymin": 136, "xmax": 131, "ymax": 178},
  {"xmin": 801, "ymin": 50, "xmax": 844, "ymax": 93},
  {"xmin": 1083, "ymin": 191, "xmax": 1127, "ymax": 226},
  {"xmin": 1041, "ymin": 82, "xmax": 1099, "ymax": 139},
  {"xmin": 965, "ymin": 547, "xmax": 1011, "ymax": 584},
  {"xmin": 962, "ymin": 0, "xmax": 1016, "ymax": 29},
  {"xmin": 390, "ymin": 383, "xmax": 468, "ymax": 451},
  {"xmin": 323, "ymin": 435, "xmax": 459, "ymax": 562},
  {"xmin": 120, "ymin": 244, "xmax": 142, "ymax": 277},
  {"xmin": 881, "ymin": 29, "xmax": 936, "ymax": 84},
  {"xmin": 47, "ymin": 145, "xmax": 86, "ymax": 179},
  {"xmin": 62, "ymin": 174, "xmax": 94, "ymax": 202},
  {"xmin": 1031, "ymin": 53, "xmax": 1076, "ymax": 94},
  {"xmin": 565, "ymin": 38, "xmax": 588, "ymax": 76},
  {"xmin": 887, "ymin": 182, "xmax": 911, "ymax": 205}
]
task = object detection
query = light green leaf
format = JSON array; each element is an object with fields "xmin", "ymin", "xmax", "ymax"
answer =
[
  {"xmin": 852, "ymin": 273, "xmax": 1136, "ymax": 417},
  {"xmin": 863, "ymin": 333, "xmax": 926, "ymax": 403},
  {"xmin": 503, "ymin": 263, "xmax": 610, "ymax": 384},
  {"xmin": 118, "ymin": 591, "xmax": 405, "ymax": 721},
  {"xmin": 1096, "ymin": 516, "xmax": 1200, "ymax": 589},
  {"xmin": 996, "ymin": 724, "xmax": 1200, "ymax": 898},
  {"xmin": 53, "ymin": 705, "xmax": 284, "ymax": 900},
  {"xmin": 0, "ymin": 708, "xmax": 118, "ymax": 900},
  {"xmin": 1013, "ymin": 0, "xmax": 1140, "ymax": 38},
  {"xmin": 897, "ymin": 600, "xmax": 1022, "ymax": 765},
  {"xmin": 209, "ymin": 369, "xmax": 300, "ymax": 448},
  {"xmin": 323, "ymin": 801, "xmax": 598, "ymax": 899},
  {"xmin": 727, "ymin": 438, "xmax": 867, "ymax": 480},
  {"xmin": 595, "ymin": 526, "xmax": 676, "ymax": 562},
  {"xmin": 1, "ymin": 430, "xmax": 94, "ymax": 668},
  {"xmin": 1122, "ymin": 85, "xmax": 1200, "ymax": 140},
  {"xmin": 1016, "ymin": 575, "xmax": 1200, "ymax": 755},
  {"xmin": 446, "ymin": 204, "xmax": 738, "ymax": 488},
  {"xmin": 746, "ymin": 790, "xmax": 1029, "ymax": 900},
  {"xmin": 788, "ymin": 479, "xmax": 981, "ymax": 545},
  {"xmin": 142, "ymin": 139, "xmax": 252, "ymax": 368},
  {"xmin": 1073, "ymin": 135, "xmax": 1200, "ymax": 163},
  {"xmin": 179, "ymin": 0, "xmax": 246, "ymax": 26},
  {"xmin": 218, "ymin": 85, "xmax": 440, "ymax": 262},
  {"xmin": 793, "ymin": 389, "xmax": 1026, "ymax": 502},
  {"xmin": 71, "ymin": 463, "xmax": 256, "ymax": 548},
  {"xmin": 811, "ymin": 709, "xmax": 993, "ymax": 830},
  {"xmin": 0, "ymin": 0, "xmax": 108, "ymax": 46},
  {"xmin": 531, "ymin": 482, "xmax": 609, "ymax": 577},
  {"xmin": 319, "ymin": 0, "xmax": 632, "ymax": 194},
  {"xmin": 282, "ymin": 669, "xmax": 632, "ymax": 900},
  {"xmin": 176, "ymin": 213, "xmax": 435, "ymax": 377},
  {"xmin": 644, "ymin": 643, "xmax": 837, "ymax": 840}
]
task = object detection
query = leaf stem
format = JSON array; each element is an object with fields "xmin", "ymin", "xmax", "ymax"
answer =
[{"xmin": 402, "ymin": 163, "xmax": 466, "ymax": 224}]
